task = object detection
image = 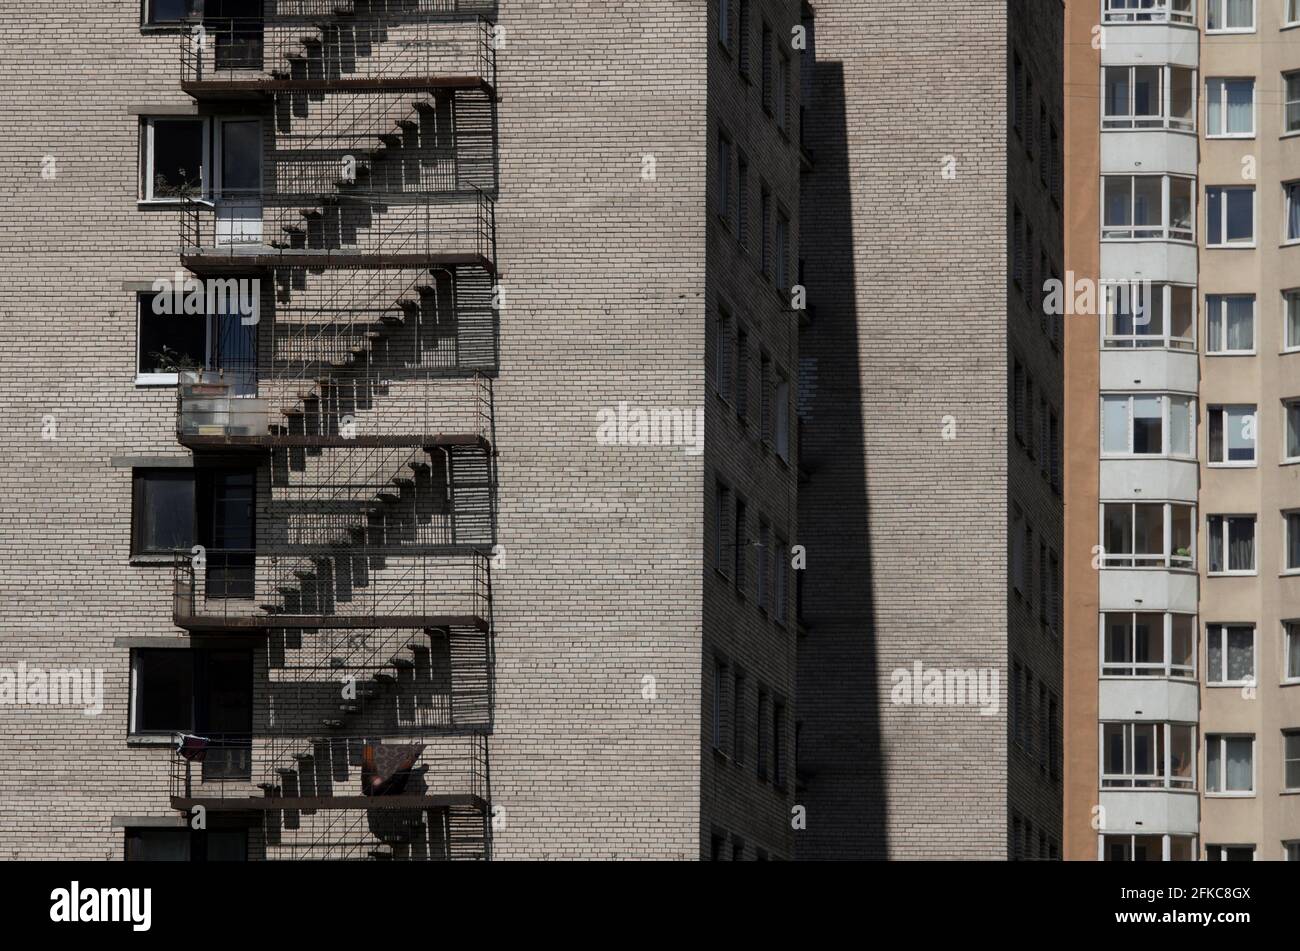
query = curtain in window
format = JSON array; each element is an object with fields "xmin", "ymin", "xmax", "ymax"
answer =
[
  {"xmin": 1226, "ymin": 628, "xmax": 1253, "ymax": 682},
  {"xmin": 1289, "ymin": 184, "xmax": 1300, "ymax": 242},
  {"xmin": 1225, "ymin": 80, "xmax": 1253, "ymax": 134},
  {"xmin": 1225, "ymin": 737, "xmax": 1252, "ymax": 791},
  {"xmin": 1290, "ymin": 514, "xmax": 1300, "ymax": 570},
  {"xmin": 1227, "ymin": 0, "xmax": 1252, "ymax": 29},
  {"xmin": 1208, "ymin": 632, "xmax": 1223, "ymax": 682},
  {"xmin": 1227, "ymin": 519, "xmax": 1254, "ymax": 572},
  {"xmin": 1169, "ymin": 398, "xmax": 1191, "ymax": 456},
  {"xmin": 1209, "ymin": 519, "xmax": 1225, "ymax": 573},
  {"xmin": 1226, "ymin": 297, "xmax": 1253, "ymax": 350},
  {"xmin": 1288, "ymin": 625, "xmax": 1300, "ymax": 679}
]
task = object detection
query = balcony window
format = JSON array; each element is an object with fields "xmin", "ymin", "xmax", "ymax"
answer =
[
  {"xmin": 1101, "ymin": 501, "xmax": 1194, "ymax": 569},
  {"xmin": 1102, "ymin": 175, "xmax": 1193, "ymax": 241},
  {"xmin": 1286, "ymin": 182, "xmax": 1300, "ymax": 243},
  {"xmin": 1206, "ymin": 734, "xmax": 1254, "ymax": 795},
  {"xmin": 1101, "ymin": 393, "xmax": 1195, "ymax": 458},
  {"xmin": 1206, "ymin": 186, "xmax": 1255, "ymax": 246},
  {"xmin": 1205, "ymin": 294, "xmax": 1254, "ymax": 353},
  {"xmin": 1101, "ymin": 722, "xmax": 1196, "ymax": 789},
  {"xmin": 1103, "ymin": 65, "xmax": 1195, "ymax": 132},
  {"xmin": 1206, "ymin": 624, "xmax": 1255, "ymax": 685},
  {"xmin": 1206, "ymin": 0, "xmax": 1254, "ymax": 32},
  {"xmin": 1286, "ymin": 621, "xmax": 1300, "ymax": 682},
  {"xmin": 1284, "ymin": 731, "xmax": 1300, "ymax": 791},
  {"xmin": 1207, "ymin": 515, "xmax": 1256, "ymax": 574},
  {"xmin": 1287, "ymin": 72, "xmax": 1300, "ymax": 134},
  {"xmin": 1101, "ymin": 611, "xmax": 1196, "ymax": 679},
  {"xmin": 1102, "ymin": 0, "xmax": 1194, "ymax": 24},
  {"xmin": 1102, "ymin": 282, "xmax": 1195, "ymax": 350},
  {"xmin": 1205, "ymin": 78, "xmax": 1254, "ymax": 137},
  {"xmin": 1207, "ymin": 404, "xmax": 1256, "ymax": 465},
  {"xmin": 1102, "ymin": 834, "xmax": 1196, "ymax": 862}
]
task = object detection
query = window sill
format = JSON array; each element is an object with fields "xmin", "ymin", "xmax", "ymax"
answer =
[
  {"xmin": 130, "ymin": 554, "xmax": 176, "ymax": 567},
  {"xmin": 1206, "ymin": 462, "xmax": 1257, "ymax": 469},
  {"xmin": 1204, "ymin": 792, "xmax": 1256, "ymax": 800},
  {"xmin": 1206, "ymin": 681, "xmax": 1256, "ymax": 689},
  {"xmin": 1206, "ymin": 351, "xmax": 1256, "ymax": 357},
  {"xmin": 1206, "ymin": 243, "xmax": 1258, "ymax": 251},
  {"xmin": 1205, "ymin": 134, "xmax": 1256, "ymax": 141},
  {"xmin": 127, "ymin": 734, "xmax": 177, "ymax": 748},
  {"xmin": 1206, "ymin": 572, "xmax": 1258, "ymax": 578},
  {"xmin": 136, "ymin": 374, "xmax": 179, "ymax": 387}
]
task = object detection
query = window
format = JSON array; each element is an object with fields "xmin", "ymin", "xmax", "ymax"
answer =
[
  {"xmin": 1012, "ymin": 53, "xmax": 1024, "ymax": 136},
  {"xmin": 1102, "ymin": 175, "xmax": 1193, "ymax": 241},
  {"xmin": 1103, "ymin": 65, "xmax": 1196, "ymax": 132},
  {"xmin": 717, "ymin": 0, "xmax": 731, "ymax": 48},
  {"xmin": 759, "ymin": 352, "xmax": 772, "ymax": 444},
  {"xmin": 1206, "ymin": 844, "xmax": 1255, "ymax": 861},
  {"xmin": 1206, "ymin": 0, "xmax": 1254, "ymax": 32},
  {"xmin": 1101, "ymin": 393, "xmax": 1195, "ymax": 458},
  {"xmin": 1205, "ymin": 294, "xmax": 1255, "ymax": 353},
  {"xmin": 1038, "ymin": 102, "xmax": 1049, "ymax": 184},
  {"xmin": 717, "ymin": 131, "xmax": 731, "ymax": 222},
  {"xmin": 1285, "ymin": 292, "xmax": 1300, "ymax": 352},
  {"xmin": 1206, "ymin": 186, "xmax": 1255, "ymax": 246},
  {"xmin": 1048, "ymin": 694, "xmax": 1060, "ymax": 779},
  {"xmin": 132, "ymin": 469, "xmax": 194, "ymax": 556},
  {"xmin": 144, "ymin": 0, "xmax": 202, "ymax": 25},
  {"xmin": 1285, "ymin": 399, "xmax": 1300, "ymax": 461},
  {"xmin": 1286, "ymin": 621, "xmax": 1300, "ymax": 682},
  {"xmin": 1101, "ymin": 722, "xmax": 1196, "ymax": 789},
  {"xmin": 1049, "ymin": 409, "xmax": 1061, "ymax": 491},
  {"xmin": 710, "ymin": 830, "xmax": 725, "ymax": 861},
  {"xmin": 1050, "ymin": 123, "xmax": 1062, "ymax": 203},
  {"xmin": 735, "ymin": 325, "xmax": 749, "ymax": 420},
  {"xmin": 1206, "ymin": 734, "xmax": 1254, "ymax": 795},
  {"xmin": 1286, "ymin": 72, "xmax": 1300, "ymax": 133},
  {"xmin": 1102, "ymin": 612, "xmax": 1196, "ymax": 679},
  {"xmin": 760, "ymin": 184, "xmax": 772, "ymax": 279},
  {"xmin": 136, "ymin": 289, "xmax": 258, "ymax": 388},
  {"xmin": 775, "ymin": 52, "xmax": 789, "ymax": 132},
  {"xmin": 1011, "ymin": 205, "xmax": 1025, "ymax": 288},
  {"xmin": 775, "ymin": 212, "xmax": 789, "ymax": 290},
  {"xmin": 1012, "ymin": 509, "xmax": 1027, "ymax": 593},
  {"xmin": 736, "ymin": 151, "xmax": 749, "ymax": 248},
  {"xmin": 1206, "ymin": 404, "xmax": 1256, "ymax": 465},
  {"xmin": 732, "ymin": 670, "xmax": 745, "ymax": 763},
  {"xmin": 1286, "ymin": 841, "xmax": 1300, "ymax": 862},
  {"xmin": 1012, "ymin": 360, "xmax": 1027, "ymax": 443},
  {"xmin": 714, "ymin": 479, "xmax": 731, "ymax": 575},
  {"xmin": 1207, "ymin": 515, "xmax": 1256, "ymax": 574},
  {"xmin": 772, "ymin": 700, "xmax": 786, "ymax": 787},
  {"xmin": 1284, "ymin": 730, "xmax": 1300, "ymax": 791},
  {"xmin": 756, "ymin": 687, "xmax": 769, "ymax": 781},
  {"xmin": 1102, "ymin": 282, "xmax": 1195, "ymax": 350},
  {"xmin": 1102, "ymin": 0, "xmax": 1194, "ymax": 24},
  {"xmin": 141, "ymin": 117, "xmax": 208, "ymax": 201},
  {"xmin": 1287, "ymin": 512, "xmax": 1300, "ymax": 572},
  {"xmin": 1206, "ymin": 624, "xmax": 1255, "ymax": 685},
  {"xmin": 737, "ymin": 1, "xmax": 751, "ymax": 75},
  {"xmin": 125, "ymin": 827, "xmax": 248, "ymax": 862},
  {"xmin": 734, "ymin": 495, "xmax": 746, "ymax": 591},
  {"xmin": 760, "ymin": 23, "xmax": 773, "ymax": 113},
  {"xmin": 1103, "ymin": 834, "xmax": 1197, "ymax": 862},
  {"xmin": 1289, "ymin": 0, "xmax": 1300, "ymax": 26},
  {"xmin": 1101, "ymin": 502, "xmax": 1195, "ymax": 569},
  {"xmin": 1285, "ymin": 182, "xmax": 1300, "ymax": 243},
  {"xmin": 774, "ymin": 373, "xmax": 790, "ymax": 462},
  {"xmin": 1205, "ymin": 78, "xmax": 1254, "ymax": 137},
  {"xmin": 773, "ymin": 533, "xmax": 788, "ymax": 624},
  {"xmin": 712, "ymin": 655, "xmax": 727, "ymax": 752},
  {"xmin": 713, "ymin": 305, "xmax": 732, "ymax": 397},
  {"xmin": 1050, "ymin": 550, "xmax": 1062, "ymax": 633},
  {"xmin": 756, "ymin": 518, "xmax": 770, "ymax": 609},
  {"xmin": 130, "ymin": 648, "xmax": 252, "ymax": 735}
]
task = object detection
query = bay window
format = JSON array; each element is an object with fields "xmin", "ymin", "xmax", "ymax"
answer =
[
  {"xmin": 1102, "ymin": 834, "xmax": 1197, "ymax": 862},
  {"xmin": 1101, "ymin": 393, "xmax": 1195, "ymax": 457},
  {"xmin": 1101, "ymin": 612, "xmax": 1196, "ymax": 679},
  {"xmin": 1102, "ymin": 0, "xmax": 1194, "ymax": 24},
  {"xmin": 1205, "ymin": 78, "xmax": 1254, "ymax": 137},
  {"xmin": 1102, "ymin": 282, "xmax": 1195, "ymax": 349},
  {"xmin": 1206, "ymin": 186, "xmax": 1255, "ymax": 246},
  {"xmin": 1205, "ymin": 294, "xmax": 1254, "ymax": 353},
  {"xmin": 1206, "ymin": 623, "xmax": 1255, "ymax": 685},
  {"xmin": 1206, "ymin": 404, "xmax": 1256, "ymax": 465},
  {"xmin": 1102, "ymin": 174, "xmax": 1193, "ymax": 241},
  {"xmin": 1101, "ymin": 721, "xmax": 1196, "ymax": 789},
  {"xmin": 1103, "ymin": 65, "xmax": 1195, "ymax": 132},
  {"xmin": 1101, "ymin": 501, "xmax": 1194, "ymax": 569},
  {"xmin": 1207, "ymin": 515, "xmax": 1256, "ymax": 574},
  {"xmin": 1206, "ymin": 734, "xmax": 1254, "ymax": 795}
]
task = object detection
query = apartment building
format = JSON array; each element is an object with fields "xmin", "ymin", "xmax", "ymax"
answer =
[
  {"xmin": 0, "ymin": 0, "xmax": 801, "ymax": 860},
  {"xmin": 1064, "ymin": 0, "xmax": 1300, "ymax": 862},
  {"xmin": 795, "ymin": 0, "xmax": 1066, "ymax": 859}
]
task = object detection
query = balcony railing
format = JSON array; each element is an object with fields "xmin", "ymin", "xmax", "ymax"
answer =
[
  {"xmin": 179, "ymin": 189, "xmax": 495, "ymax": 271},
  {"xmin": 180, "ymin": 15, "xmax": 497, "ymax": 92},
  {"xmin": 266, "ymin": 0, "xmax": 498, "ymax": 19},
  {"xmin": 172, "ymin": 546, "xmax": 492, "ymax": 631},
  {"xmin": 169, "ymin": 731, "xmax": 489, "ymax": 812}
]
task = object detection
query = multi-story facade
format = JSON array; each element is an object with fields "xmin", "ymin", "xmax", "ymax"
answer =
[
  {"xmin": 0, "ymin": 0, "xmax": 802, "ymax": 860},
  {"xmin": 795, "ymin": 0, "xmax": 1065, "ymax": 859},
  {"xmin": 1064, "ymin": 0, "xmax": 1300, "ymax": 862}
]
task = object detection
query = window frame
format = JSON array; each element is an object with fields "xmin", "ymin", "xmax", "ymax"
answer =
[
  {"xmin": 141, "ymin": 116, "xmax": 210, "ymax": 204},
  {"xmin": 1205, "ymin": 403, "xmax": 1257, "ymax": 467},
  {"xmin": 1101, "ymin": 64, "xmax": 1197, "ymax": 133},
  {"xmin": 1284, "ymin": 70, "xmax": 1300, "ymax": 135},
  {"xmin": 1204, "ymin": 76, "xmax": 1256, "ymax": 138},
  {"xmin": 1205, "ymin": 185, "xmax": 1256, "ymax": 248},
  {"xmin": 1204, "ymin": 293, "xmax": 1256, "ymax": 355},
  {"xmin": 1284, "ymin": 181, "xmax": 1300, "ymax": 245},
  {"xmin": 1101, "ymin": 0, "xmax": 1195, "ymax": 24},
  {"xmin": 142, "ymin": 0, "xmax": 202, "ymax": 27},
  {"xmin": 1100, "ymin": 392, "xmax": 1197, "ymax": 459},
  {"xmin": 1100, "ymin": 173, "xmax": 1195, "ymax": 242},
  {"xmin": 1283, "ymin": 729, "xmax": 1300, "ymax": 792},
  {"xmin": 1283, "ymin": 290, "xmax": 1300, "ymax": 352},
  {"xmin": 1204, "ymin": 623, "xmax": 1257, "ymax": 686},
  {"xmin": 1205, "ymin": 844, "xmax": 1257, "ymax": 861},
  {"xmin": 131, "ymin": 468, "xmax": 196, "ymax": 558},
  {"xmin": 1099, "ymin": 500, "xmax": 1196, "ymax": 570},
  {"xmin": 1205, "ymin": 0, "xmax": 1256, "ymax": 33},
  {"xmin": 1100, "ymin": 281, "xmax": 1197, "ymax": 351},
  {"xmin": 1205, "ymin": 733, "xmax": 1256, "ymax": 797},
  {"xmin": 1206, "ymin": 514, "xmax": 1258, "ymax": 576},
  {"xmin": 1100, "ymin": 611, "xmax": 1197, "ymax": 680},
  {"xmin": 1284, "ymin": 620, "xmax": 1300, "ymax": 684},
  {"xmin": 1099, "ymin": 721, "xmax": 1197, "ymax": 790}
]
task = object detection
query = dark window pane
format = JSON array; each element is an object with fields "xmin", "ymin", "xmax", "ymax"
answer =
[
  {"xmin": 135, "ymin": 650, "xmax": 195, "ymax": 733},
  {"xmin": 150, "ymin": 120, "xmax": 204, "ymax": 198},
  {"xmin": 134, "ymin": 470, "xmax": 195, "ymax": 554},
  {"xmin": 148, "ymin": 0, "xmax": 201, "ymax": 23},
  {"xmin": 139, "ymin": 295, "xmax": 205, "ymax": 374},
  {"xmin": 125, "ymin": 828, "xmax": 190, "ymax": 861}
]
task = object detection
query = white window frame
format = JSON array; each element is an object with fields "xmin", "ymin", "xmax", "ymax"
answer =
[
  {"xmin": 1101, "ymin": 0, "xmax": 1194, "ymax": 24},
  {"xmin": 1206, "ymin": 0, "xmax": 1255, "ymax": 33},
  {"xmin": 1100, "ymin": 393, "xmax": 1196, "ymax": 459},
  {"xmin": 1100, "ymin": 281, "xmax": 1197, "ymax": 350},
  {"xmin": 1284, "ymin": 291, "xmax": 1300, "ymax": 352},
  {"xmin": 1206, "ymin": 844, "xmax": 1257, "ymax": 861},
  {"xmin": 1286, "ymin": 71, "xmax": 1300, "ymax": 134},
  {"xmin": 1285, "ymin": 511, "xmax": 1300, "ymax": 574},
  {"xmin": 1205, "ymin": 403, "xmax": 1257, "ymax": 467},
  {"xmin": 1283, "ymin": 730, "xmax": 1300, "ymax": 792},
  {"xmin": 1098, "ymin": 833, "xmax": 1198, "ymax": 862},
  {"xmin": 1101, "ymin": 174, "xmax": 1195, "ymax": 242},
  {"xmin": 1283, "ymin": 398, "xmax": 1300, "ymax": 462},
  {"xmin": 1205, "ymin": 623, "xmax": 1257, "ymax": 686},
  {"xmin": 1205, "ymin": 733, "xmax": 1255, "ymax": 797},
  {"xmin": 1284, "ymin": 620, "xmax": 1300, "ymax": 684},
  {"xmin": 1099, "ymin": 721, "xmax": 1197, "ymax": 790},
  {"xmin": 1204, "ymin": 294, "xmax": 1256, "ymax": 354},
  {"xmin": 141, "ymin": 116, "xmax": 210, "ymax": 204},
  {"xmin": 1284, "ymin": 181, "xmax": 1300, "ymax": 245},
  {"xmin": 1205, "ymin": 185, "xmax": 1256, "ymax": 248},
  {"xmin": 135, "ymin": 292, "xmax": 230, "ymax": 387},
  {"xmin": 1099, "ymin": 500, "xmax": 1196, "ymax": 570},
  {"xmin": 144, "ymin": 0, "xmax": 200, "ymax": 26},
  {"xmin": 1206, "ymin": 514, "xmax": 1257, "ymax": 576},
  {"xmin": 1101, "ymin": 64, "xmax": 1197, "ymax": 133},
  {"xmin": 1204, "ymin": 77, "xmax": 1255, "ymax": 138},
  {"xmin": 1099, "ymin": 611, "xmax": 1197, "ymax": 679}
]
